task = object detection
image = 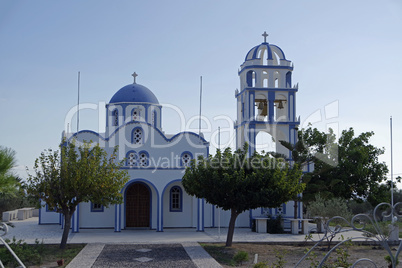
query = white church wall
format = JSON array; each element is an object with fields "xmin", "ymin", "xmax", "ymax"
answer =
[
  {"xmin": 162, "ymin": 182, "xmax": 194, "ymax": 228},
  {"xmin": 78, "ymin": 202, "xmax": 115, "ymax": 228},
  {"xmin": 39, "ymin": 207, "xmax": 60, "ymax": 224},
  {"xmin": 203, "ymin": 203, "xmax": 213, "ymax": 228},
  {"xmin": 210, "ymin": 208, "xmax": 250, "ymax": 228}
]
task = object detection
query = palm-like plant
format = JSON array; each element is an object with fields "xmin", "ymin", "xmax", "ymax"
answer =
[{"xmin": 0, "ymin": 146, "xmax": 18, "ymax": 196}]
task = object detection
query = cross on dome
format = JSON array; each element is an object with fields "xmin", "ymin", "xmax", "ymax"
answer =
[
  {"xmin": 132, "ymin": 72, "xmax": 138, "ymax": 84},
  {"xmin": 262, "ymin": 31, "xmax": 268, "ymax": 43}
]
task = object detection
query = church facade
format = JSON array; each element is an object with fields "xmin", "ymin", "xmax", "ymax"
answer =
[{"xmin": 38, "ymin": 33, "xmax": 302, "ymax": 232}]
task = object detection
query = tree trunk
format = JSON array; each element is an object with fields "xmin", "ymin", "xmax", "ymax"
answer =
[
  {"xmin": 225, "ymin": 209, "xmax": 239, "ymax": 247},
  {"xmin": 294, "ymin": 198, "xmax": 298, "ymax": 219},
  {"xmin": 60, "ymin": 212, "xmax": 72, "ymax": 249}
]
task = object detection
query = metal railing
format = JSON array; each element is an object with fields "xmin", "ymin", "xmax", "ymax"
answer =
[
  {"xmin": 296, "ymin": 202, "xmax": 402, "ymax": 267},
  {"xmin": 0, "ymin": 222, "xmax": 25, "ymax": 268}
]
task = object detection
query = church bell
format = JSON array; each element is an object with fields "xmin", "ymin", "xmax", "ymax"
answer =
[{"xmin": 258, "ymin": 101, "xmax": 268, "ymax": 116}]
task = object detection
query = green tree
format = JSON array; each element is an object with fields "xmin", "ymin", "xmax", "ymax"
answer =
[
  {"xmin": 182, "ymin": 145, "xmax": 304, "ymax": 247},
  {"xmin": 0, "ymin": 146, "xmax": 18, "ymax": 197},
  {"xmin": 27, "ymin": 140, "xmax": 129, "ymax": 249},
  {"xmin": 285, "ymin": 126, "xmax": 388, "ymax": 203},
  {"xmin": 333, "ymin": 128, "xmax": 388, "ymax": 200}
]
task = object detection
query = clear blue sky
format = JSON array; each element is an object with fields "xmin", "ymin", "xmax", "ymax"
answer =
[{"xmin": 1, "ymin": 0, "xmax": 401, "ymax": 183}]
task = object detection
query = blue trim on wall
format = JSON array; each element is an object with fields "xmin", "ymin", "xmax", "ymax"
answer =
[
  {"xmin": 202, "ymin": 199, "xmax": 205, "ymax": 231},
  {"xmin": 212, "ymin": 204, "xmax": 215, "ymax": 228},
  {"xmin": 249, "ymin": 209, "xmax": 253, "ymax": 228},
  {"xmin": 114, "ymin": 204, "xmax": 118, "ymax": 232},
  {"xmin": 235, "ymin": 87, "xmax": 298, "ymax": 99},
  {"xmin": 38, "ymin": 206, "xmax": 41, "ymax": 225},
  {"xmin": 76, "ymin": 204, "xmax": 80, "ymax": 232},
  {"xmin": 68, "ymin": 121, "xmax": 209, "ymax": 146},
  {"xmin": 239, "ymin": 65, "xmax": 293, "ymax": 76},
  {"xmin": 251, "ymin": 91, "xmax": 255, "ymax": 120},
  {"xmin": 234, "ymin": 119, "xmax": 300, "ymax": 129},
  {"xmin": 71, "ymin": 208, "xmax": 75, "ymax": 232},
  {"xmin": 196, "ymin": 199, "xmax": 199, "ymax": 230}
]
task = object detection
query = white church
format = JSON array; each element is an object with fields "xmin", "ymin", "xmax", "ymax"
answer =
[{"xmin": 39, "ymin": 32, "xmax": 303, "ymax": 232}]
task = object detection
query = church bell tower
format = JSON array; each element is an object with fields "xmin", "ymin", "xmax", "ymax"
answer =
[{"xmin": 235, "ymin": 32, "xmax": 300, "ymax": 159}]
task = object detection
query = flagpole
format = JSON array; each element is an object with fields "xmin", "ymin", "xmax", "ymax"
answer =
[
  {"xmin": 391, "ymin": 116, "xmax": 394, "ymax": 208},
  {"xmin": 77, "ymin": 71, "xmax": 80, "ymax": 133},
  {"xmin": 198, "ymin": 76, "xmax": 202, "ymax": 142}
]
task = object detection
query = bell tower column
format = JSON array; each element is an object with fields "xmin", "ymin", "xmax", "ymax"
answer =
[{"xmin": 234, "ymin": 32, "xmax": 300, "ymax": 159}]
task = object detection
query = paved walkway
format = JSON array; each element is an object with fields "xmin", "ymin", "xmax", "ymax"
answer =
[{"xmin": 1, "ymin": 218, "xmax": 366, "ymax": 268}]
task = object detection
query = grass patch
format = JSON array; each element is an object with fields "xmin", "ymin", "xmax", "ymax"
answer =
[
  {"xmin": 36, "ymin": 244, "xmax": 85, "ymax": 266},
  {"xmin": 201, "ymin": 242, "xmax": 392, "ymax": 267},
  {"xmin": 0, "ymin": 238, "xmax": 85, "ymax": 267},
  {"xmin": 199, "ymin": 243, "xmax": 237, "ymax": 266}
]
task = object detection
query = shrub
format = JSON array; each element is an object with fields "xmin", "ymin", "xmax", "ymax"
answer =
[
  {"xmin": 253, "ymin": 262, "xmax": 268, "ymax": 268},
  {"xmin": 233, "ymin": 250, "xmax": 248, "ymax": 265},
  {"xmin": 0, "ymin": 237, "xmax": 43, "ymax": 267},
  {"xmin": 307, "ymin": 194, "xmax": 352, "ymax": 227}
]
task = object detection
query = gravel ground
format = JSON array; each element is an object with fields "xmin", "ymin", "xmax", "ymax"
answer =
[{"xmin": 92, "ymin": 244, "xmax": 197, "ymax": 268}]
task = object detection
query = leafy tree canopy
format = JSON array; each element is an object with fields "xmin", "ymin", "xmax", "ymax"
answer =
[
  {"xmin": 281, "ymin": 126, "xmax": 388, "ymax": 203},
  {"xmin": 182, "ymin": 144, "xmax": 304, "ymax": 246},
  {"xmin": 27, "ymin": 140, "xmax": 129, "ymax": 248}
]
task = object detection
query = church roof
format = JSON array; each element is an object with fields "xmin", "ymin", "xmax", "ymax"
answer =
[
  {"xmin": 244, "ymin": 42, "xmax": 287, "ymax": 62},
  {"xmin": 109, "ymin": 83, "xmax": 159, "ymax": 104}
]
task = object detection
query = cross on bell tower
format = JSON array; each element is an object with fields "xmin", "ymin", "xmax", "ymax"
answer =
[{"xmin": 262, "ymin": 31, "xmax": 268, "ymax": 43}]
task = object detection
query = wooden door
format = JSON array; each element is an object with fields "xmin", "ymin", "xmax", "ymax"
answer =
[{"xmin": 126, "ymin": 183, "xmax": 150, "ymax": 228}]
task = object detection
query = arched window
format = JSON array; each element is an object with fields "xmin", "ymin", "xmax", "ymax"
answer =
[
  {"xmin": 246, "ymin": 70, "xmax": 256, "ymax": 87},
  {"xmin": 132, "ymin": 108, "xmax": 140, "ymax": 121},
  {"xmin": 286, "ymin": 72, "xmax": 292, "ymax": 88},
  {"xmin": 132, "ymin": 128, "xmax": 143, "ymax": 144},
  {"xmin": 273, "ymin": 71, "xmax": 280, "ymax": 88},
  {"xmin": 112, "ymin": 109, "xmax": 118, "ymax": 126},
  {"xmin": 170, "ymin": 186, "xmax": 182, "ymax": 212},
  {"xmin": 126, "ymin": 151, "xmax": 137, "ymax": 167},
  {"xmin": 138, "ymin": 151, "xmax": 149, "ymax": 167},
  {"xmin": 152, "ymin": 110, "xmax": 157, "ymax": 127},
  {"xmin": 181, "ymin": 152, "xmax": 192, "ymax": 167},
  {"xmin": 262, "ymin": 71, "xmax": 268, "ymax": 88}
]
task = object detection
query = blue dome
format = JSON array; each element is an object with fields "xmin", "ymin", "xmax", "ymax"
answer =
[
  {"xmin": 245, "ymin": 42, "xmax": 286, "ymax": 62},
  {"xmin": 109, "ymin": 83, "xmax": 159, "ymax": 104}
]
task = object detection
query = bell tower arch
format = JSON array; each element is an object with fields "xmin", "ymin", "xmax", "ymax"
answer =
[{"xmin": 235, "ymin": 32, "xmax": 300, "ymax": 159}]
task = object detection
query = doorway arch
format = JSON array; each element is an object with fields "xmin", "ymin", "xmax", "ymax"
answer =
[{"xmin": 125, "ymin": 182, "xmax": 151, "ymax": 228}]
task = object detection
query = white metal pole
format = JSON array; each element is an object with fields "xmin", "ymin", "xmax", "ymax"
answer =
[{"xmin": 391, "ymin": 116, "xmax": 394, "ymax": 207}]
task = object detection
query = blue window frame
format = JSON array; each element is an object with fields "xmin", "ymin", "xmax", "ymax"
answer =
[
  {"xmin": 126, "ymin": 151, "xmax": 137, "ymax": 167},
  {"xmin": 132, "ymin": 127, "xmax": 143, "ymax": 144},
  {"xmin": 138, "ymin": 151, "xmax": 149, "ymax": 167},
  {"xmin": 180, "ymin": 152, "xmax": 193, "ymax": 167},
  {"xmin": 170, "ymin": 186, "xmax": 182, "ymax": 212},
  {"xmin": 91, "ymin": 202, "xmax": 104, "ymax": 212}
]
